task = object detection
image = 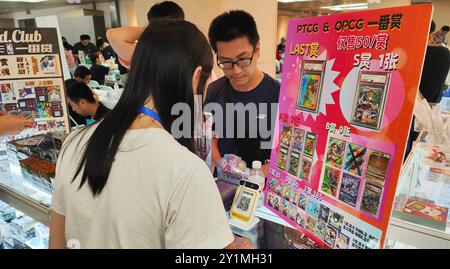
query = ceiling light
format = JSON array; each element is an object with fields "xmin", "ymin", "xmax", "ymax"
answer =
[
  {"xmin": 321, "ymin": 3, "xmax": 368, "ymax": 11},
  {"xmin": 0, "ymin": 0, "xmax": 47, "ymax": 3},
  {"xmin": 278, "ymin": 0, "xmax": 313, "ymax": 3}
]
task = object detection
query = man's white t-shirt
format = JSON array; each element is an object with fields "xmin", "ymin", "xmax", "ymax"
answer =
[{"xmin": 51, "ymin": 127, "xmax": 234, "ymax": 249}]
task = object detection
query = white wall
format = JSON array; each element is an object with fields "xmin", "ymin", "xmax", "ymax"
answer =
[
  {"xmin": 35, "ymin": 15, "xmax": 71, "ymax": 81},
  {"xmin": 134, "ymin": 0, "xmax": 277, "ymax": 77},
  {"xmin": 368, "ymin": 0, "xmax": 411, "ymax": 9},
  {"xmin": 58, "ymin": 16, "xmax": 96, "ymax": 46},
  {"xmin": 432, "ymin": 0, "xmax": 450, "ymax": 29},
  {"xmin": 119, "ymin": 0, "xmax": 137, "ymax": 27}
]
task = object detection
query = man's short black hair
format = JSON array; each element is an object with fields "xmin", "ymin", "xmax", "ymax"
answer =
[
  {"xmin": 67, "ymin": 81, "xmax": 96, "ymax": 103},
  {"xmin": 88, "ymin": 52, "xmax": 101, "ymax": 64},
  {"xmin": 147, "ymin": 1, "xmax": 185, "ymax": 23},
  {"xmin": 80, "ymin": 34, "xmax": 91, "ymax": 41},
  {"xmin": 74, "ymin": 65, "xmax": 91, "ymax": 79},
  {"xmin": 442, "ymin": 25, "xmax": 450, "ymax": 32},
  {"xmin": 96, "ymin": 37, "xmax": 105, "ymax": 48},
  {"xmin": 208, "ymin": 10, "xmax": 259, "ymax": 53},
  {"xmin": 430, "ymin": 21, "xmax": 436, "ymax": 34}
]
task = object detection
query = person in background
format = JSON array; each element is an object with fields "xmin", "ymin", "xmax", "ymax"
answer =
[
  {"xmin": 49, "ymin": 20, "xmax": 248, "ymax": 249},
  {"xmin": 65, "ymin": 65, "xmax": 92, "ymax": 87},
  {"xmin": 66, "ymin": 82, "xmax": 110, "ymax": 123},
  {"xmin": 65, "ymin": 66, "xmax": 92, "ymax": 127},
  {"xmin": 62, "ymin": 36, "xmax": 73, "ymax": 51},
  {"xmin": 63, "ymin": 40, "xmax": 77, "ymax": 73},
  {"xmin": 0, "ymin": 111, "xmax": 34, "ymax": 136},
  {"xmin": 277, "ymin": 37, "xmax": 286, "ymax": 55},
  {"xmin": 405, "ymin": 21, "xmax": 450, "ymax": 159},
  {"xmin": 88, "ymin": 52, "xmax": 110, "ymax": 85},
  {"xmin": 431, "ymin": 25, "xmax": 449, "ymax": 47},
  {"xmin": 96, "ymin": 37, "xmax": 116, "ymax": 61},
  {"xmin": 72, "ymin": 35, "xmax": 98, "ymax": 63},
  {"xmin": 205, "ymin": 10, "xmax": 280, "ymax": 176},
  {"xmin": 420, "ymin": 21, "xmax": 450, "ymax": 104},
  {"xmin": 106, "ymin": 1, "xmax": 185, "ymax": 69},
  {"xmin": 97, "ymin": 37, "xmax": 128, "ymax": 75}
]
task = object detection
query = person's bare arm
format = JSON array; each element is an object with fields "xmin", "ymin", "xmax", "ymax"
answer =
[
  {"xmin": 225, "ymin": 235, "xmax": 253, "ymax": 249},
  {"xmin": 0, "ymin": 114, "xmax": 34, "ymax": 136},
  {"xmin": 106, "ymin": 27, "xmax": 145, "ymax": 66},
  {"xmin": 49, "ymin": 211, "xmax": 67, "ymax": 249},
  {"xmin": 211, "ymin": 137, "xmax": 222, "ymax": 170}
]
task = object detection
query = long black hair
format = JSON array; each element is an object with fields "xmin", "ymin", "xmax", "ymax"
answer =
[{"xmin": 65, "ymin": 20, "xmax": 213, "ymax": 196}]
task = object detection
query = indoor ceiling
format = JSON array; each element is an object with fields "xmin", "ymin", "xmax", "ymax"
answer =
[
  {"xmin": 278, "ymin": 0, "xmax": 370, "ymax": 17},
  {"xmin": 0, "ymin": 0, "xmax": 112, "ymax": 15}
]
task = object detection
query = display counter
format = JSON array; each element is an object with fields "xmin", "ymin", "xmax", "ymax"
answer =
[
  {"xmin": 0, "ymin": 158, "xmax": 50, "ymax": 249},
  {"xmin": 386, "ymin": 142, "xmax": 450, "ymax": 248}
]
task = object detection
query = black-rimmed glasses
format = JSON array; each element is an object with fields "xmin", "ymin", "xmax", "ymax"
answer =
[{"xmin": 217, "ymin": 50, "xmax": 255, "ymax": 70}]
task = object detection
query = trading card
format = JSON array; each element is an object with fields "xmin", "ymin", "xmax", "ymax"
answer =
[
  {"xmin": 268, "ymin": 177, "xmax": 278, "ymax": 192},
  {"xmin": 48, "ymin": 86, "xmax": 61, "ymax": 102},
  {"xmin": 36, "ymin": 101, "xmax": 52, "ymax": 118},
  {"xmin": 281, "ymin": 199, "xmax": 290, "ymax": 216},
  {"xmin": 315, "ymin": 220, "xmax": 327, "ymax": 240},
  {"xmin": 321, "ymin": 166, "xmax": 341, "ymax": 197},
  {"xmin": 305, "ymin": 215, "xmax": 317, "ymax": 234},
  {"xmin": 318, "ymin": 204, "xmax": 330, "ymax": 223},
  {"xmin": 335, "ymin": 233, "xmax": 350, "ymax": 249},
  {"xmin": 299, "ymin": 157, "xmax": 312, "ymax": 182},
  {"xmin": 277, "ymin": 146, "xmax": 289, "ymax": 171},
  {"xmin": 324, "ymin": 225, "xmax": 338, "ymax": 247},
  {"xmin": 280, "ymin": 125, "xmax": 292, "ymax": 148},
  {"xmin": 305, "ymin": 199, "xmax": 320, "ymax": 218},
  {"xmin": 325, "ymin": 137, "xmax": 346, "ymax": 168},
  {"xmin": 291, "ymin": 128, "xmax": 305, "ymax": 152},
  {"xmin": 290, "ymin": 189, "xmax": 300, "ymax": 205},
  {"xmin": 288, "ymin": 203, "xmax": 297, "ymax": 221},
  {"xmin": 268, "ymin": 193, "xmax": 280, "ymax": 209},
  {"xmin": 288, "ymin": 150, "xmax": 301, "ymax": 177},
  {"xmin": 18, "ymin": 87, "xmax": 35, "ymax": 99},
  {"xmin": 40, "ymin": 55, "xmax": 56, "ymax": 73},
  {"xmin": 344, "ymin": 143, "xmax": 367, "ymax": 176},
  {"xmin": 1, "ymin": 83, "xmax": 16, "ymax": 102},
  {"xmin": 296, "ymin": 208, "xmax": 307, "ymax": 227},
  {"xmin": 275, "ymin": 183, "xmax": 283, "ymax": 196},
  {"xmin": 350, "ymin": 72, "xmax": 389, "ymax": 130},
  {"xmin": 6, "ymin": 43, "xmax": 14, "ymax": 55},
  {"xmin": 282, "ymin": 185, "xmax": 291, "ymax": 201},
  {"xmin": 366, "ymin": 149, "xmax": 391, "ymax": 185},
  {"xmin": 328, "ymin": 211, "xmax": 344, "ymax": 230},
  {"xmin": 360, "ymin": 182, "xmax": 383, "ymax": 217},
  {"xmin": 298, "ymin": 192, "xmax": 308, "ymax": 210},
  {"xmin": 303, "ymin": 132, "xmax": 317, "ymax": 157},
  {"xmin": 297, "ymin": 70, "xmax": 323, "ymax": 113},
  {"xmin": 338, "ymin": 173, "xmax": 362, "ymax": 207}
]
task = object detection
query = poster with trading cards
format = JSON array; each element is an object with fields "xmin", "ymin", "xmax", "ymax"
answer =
[
  {"xmin": 265, "ymin": 5, "xmax": 432, "ymax": 248},
  {"xmin": 0, "ymin": 28, "xmax": 69, "ymax": 136}
]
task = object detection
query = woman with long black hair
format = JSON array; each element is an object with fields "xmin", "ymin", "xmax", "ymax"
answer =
[{"xmin": 49, "ymin": 20, "xmax": 235, "ymax": 249}]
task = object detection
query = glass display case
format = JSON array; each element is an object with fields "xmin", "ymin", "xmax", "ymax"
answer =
[
  {"xmin": 0, "ymin": 132, "xmax": 66, "ymax": 249},
  {"xmin": 0, "ymin": 158, "xmax": 51, "ymax": 249},
  {"xmin": 386, "ymin": 142, "xmax": 450, "ymax": 248}
]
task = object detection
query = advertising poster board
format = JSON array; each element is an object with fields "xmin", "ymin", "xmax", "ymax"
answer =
[{"xmin": 266, "ymin": 5, "xmax": 433, "ymax": 248}]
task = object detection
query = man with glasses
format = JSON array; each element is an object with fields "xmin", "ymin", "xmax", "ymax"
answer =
[{"xmin": 205, "ymin": 10, "xmax": 280, "ymax": 176}]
